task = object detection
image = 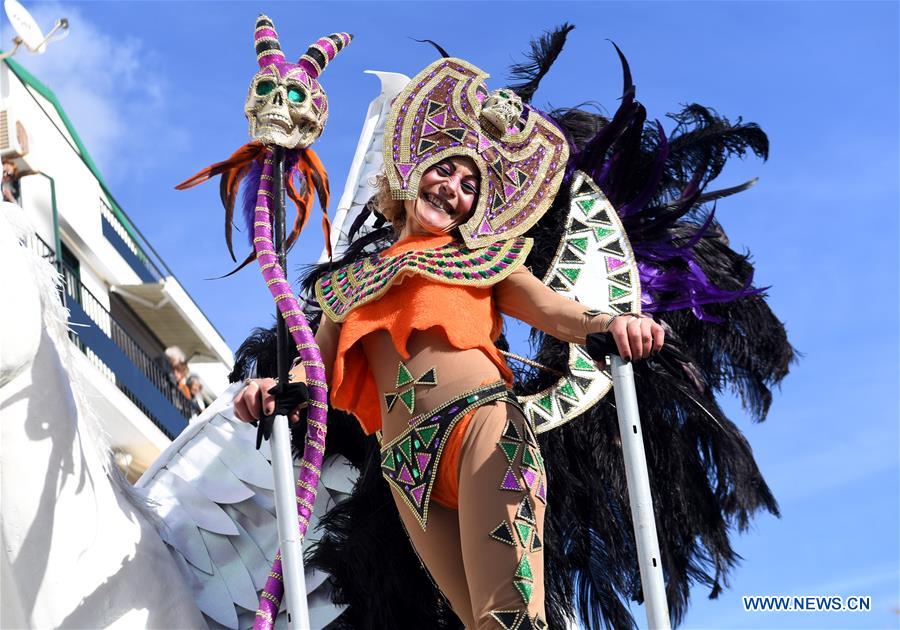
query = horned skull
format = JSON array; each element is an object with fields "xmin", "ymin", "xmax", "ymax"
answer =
[
  {"xmin": 245, "ymin": 69, "xmax": 322, "ymax": 149},
  {"xmin": 481, "ymin": 88, "xmax": 524, "ymax": 136},
  {"xmin": 245, "ymin": 15, "xmax": 351, "ymax": 149}
]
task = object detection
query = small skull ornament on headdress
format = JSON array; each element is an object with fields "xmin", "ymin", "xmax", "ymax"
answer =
[
  {"xmin": 481, "ymin": 89, "xmax": 525, "ymax": 136},
  {"xmin": 245, "ymin": 15, "xmax": 351, "ymax": 149}
]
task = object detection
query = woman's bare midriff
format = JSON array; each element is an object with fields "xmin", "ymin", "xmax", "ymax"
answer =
[{"xmin": 361, "ymin": 328, "xmax": 504, "ymax": 443}]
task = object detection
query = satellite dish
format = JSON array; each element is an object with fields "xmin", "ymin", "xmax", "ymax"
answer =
[
  {"xmin": 4, "ymin": 0, "xmax": 47, "ymax": 52},
  {"xmin": 1, "ymin": 0, "xmax": 68, "ymax": 59}
]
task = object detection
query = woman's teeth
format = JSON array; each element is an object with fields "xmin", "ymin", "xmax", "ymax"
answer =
[{"xmin": 425, "ymin": 193, "xmax": 452, "ymax": 216}]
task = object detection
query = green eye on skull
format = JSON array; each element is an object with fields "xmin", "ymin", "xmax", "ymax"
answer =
[
  {"xmin": 287, "ymin": 86, "xmax": 306, "ymax": 103},
  {"xmin": 254, "ymin": 80, "xmax": 306, "ymax": 104},
  {"xmin": 256, "ymin": 80, "xmax": 276, "ymax": 96}
]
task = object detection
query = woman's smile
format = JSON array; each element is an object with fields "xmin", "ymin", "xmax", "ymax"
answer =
[{"xmin": 423, "ymin": 191, "xmax": 456, "ymax": 217}]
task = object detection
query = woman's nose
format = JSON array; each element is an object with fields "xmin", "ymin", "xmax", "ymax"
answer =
[{"xmin": 438, "ymin": 179, "xmax": 458, "ymax": 199}]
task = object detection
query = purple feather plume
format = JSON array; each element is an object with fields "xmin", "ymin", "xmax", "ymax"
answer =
[
  {"xmin": 563, "ymin": 45, "xmax": 765, "ymax": 322},
  {"xmin": 241, "ymin": 160, "xmax": 264, "ymax": 247}
]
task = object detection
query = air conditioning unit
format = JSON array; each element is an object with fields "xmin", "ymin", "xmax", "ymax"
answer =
[{"xmin": 0, "ymin": 108, "xmax": 30, "ymax": 159}]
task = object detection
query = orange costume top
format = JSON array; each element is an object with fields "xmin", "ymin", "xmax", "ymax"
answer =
[
  {"xmin": 317, "ymin": 234, "xmax": 527, "ymax": 435},
  {"xmin": 315, "ymin": 231, "xmax": 611, "ymax": 433}
]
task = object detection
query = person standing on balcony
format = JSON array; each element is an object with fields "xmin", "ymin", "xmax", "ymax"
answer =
[
  {"xmin": 2, "ymin": 160, "xmax": 21, "ymax": 206},
  {"xmin": 159, "ymin": 346, "xmax": 185, "ymax": 387},
  {"xmin": 157, "ymin": 346, "xmax": 194, "ymax": 417},
  {"xmin": 185, "ymin": 374, "xmax": 204, "ymax": 416}
]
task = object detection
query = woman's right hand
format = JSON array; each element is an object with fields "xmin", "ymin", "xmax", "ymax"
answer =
[{"xmin": 234, "ymin": 378, "xmax": 305, "ymax": 424}]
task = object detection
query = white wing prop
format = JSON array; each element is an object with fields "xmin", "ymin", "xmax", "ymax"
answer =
[
  {"xmin": 320, "ymin": 70, "xmax": 410, "ymax": 262},
  {"xmin": 519, "ymin": 171, "xmax": 643, "ymax": 433},
  {"xmin": 136, "ymin": 387, "xmax": 356, "ymax": 629}
]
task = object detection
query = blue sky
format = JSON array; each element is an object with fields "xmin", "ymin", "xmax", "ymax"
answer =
[{"xmin": 7, "ymin": 2, "xmax": 899, "ymax": 628}]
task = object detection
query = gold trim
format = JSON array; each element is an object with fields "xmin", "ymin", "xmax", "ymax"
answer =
[
  {"xmin": 256, "ymin": 49, "xmax": 285, "ymax": 62},
  {"xmin": 255, "ymin": 610, "xmax": 274, "ymax": 623},
  {"xmin": 301, "ymin": 459, "xmax": 321, "ymax": 476},
  {"xmin": 261, "ymin": 591, "xmax": 280, "ymax": 605}
]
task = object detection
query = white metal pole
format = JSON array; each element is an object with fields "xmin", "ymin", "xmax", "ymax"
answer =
[
  {"xmin": 610, "ymin": 355, "xmax": 671, "ymax": 630},
  {"xmin": 270, "ymin": 145, "xmax": 309, "ymax": 629},
  {"xmin": 270, "ymin": 414, "xmax": 309, "ymax": 629}
]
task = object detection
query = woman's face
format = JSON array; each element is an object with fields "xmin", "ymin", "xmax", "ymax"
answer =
[{"xmin": 403, "ymin": 157, "xmax": 479, "ymax": 237}]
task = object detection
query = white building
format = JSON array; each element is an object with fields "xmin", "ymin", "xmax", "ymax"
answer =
[{"xmin": 2, "ymin": 57, "xmax": 233, "ymax": 480}]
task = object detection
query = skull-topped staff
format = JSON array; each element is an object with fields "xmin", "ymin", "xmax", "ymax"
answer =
[{"xmin": 177, "ymin": 15, "xmax": 351, "ymax": 630}]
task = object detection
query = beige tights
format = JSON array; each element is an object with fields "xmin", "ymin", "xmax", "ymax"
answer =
[{"xmin": 388, "ymin": 401, "xmax": 547, "ymax": 629}]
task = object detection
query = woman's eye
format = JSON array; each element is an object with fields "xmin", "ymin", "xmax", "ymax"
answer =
[
  {"xmin": 436, "ymin": 165, "xmax": 451, "ymax": 176},
  {"xmin": 462, "ymin": 183, "xmax": 477, "ymax": 194}
]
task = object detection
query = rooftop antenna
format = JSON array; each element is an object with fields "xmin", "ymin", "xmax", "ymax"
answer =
[{"xmin": 1, "ymin": 0, "xmax": 68, "ymax": 60}]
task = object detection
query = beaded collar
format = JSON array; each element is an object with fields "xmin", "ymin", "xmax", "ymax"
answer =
[{"xmin": 315, "ymin": 235, "xmax": 532, "ymax": 322}]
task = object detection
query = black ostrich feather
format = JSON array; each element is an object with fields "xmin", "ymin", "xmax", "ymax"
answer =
[
  {"xmin": 513, "ymin": 40, "xmax": 792, "ymax": 630},
  {"xmin": 412, "ymin": 37, "xmax": 451, "ymax": 59},
  {"xmin": 508, "ymin": 23, "xmax": 576, "ymax": 103}
]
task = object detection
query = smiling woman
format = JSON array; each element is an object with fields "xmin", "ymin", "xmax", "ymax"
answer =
[{"xmin": 221, "ymin": 17, "xmax": 801, "ymax": 625}]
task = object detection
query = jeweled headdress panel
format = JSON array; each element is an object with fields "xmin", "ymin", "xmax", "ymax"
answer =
[
  {"xmin": 246, "ymin": 15, "xmax": 352, "ymax": 148},
  {"xmin": 384, "ymin": 58, "xmax": 569, "ymax": 248}
]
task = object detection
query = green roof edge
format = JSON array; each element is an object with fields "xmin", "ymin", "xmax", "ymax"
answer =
[{"xmin": 3, "ymin": 56, "xmax": 141, "ymax": 244}]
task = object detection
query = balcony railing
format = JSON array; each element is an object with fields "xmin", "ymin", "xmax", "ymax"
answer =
[
  {"xmin": 30, "ymin": 234, "xmax": 190, "ymax": 439},
  {"xmin": 99, "ymin": 200, "xmax": 164, "ymax": 283}
]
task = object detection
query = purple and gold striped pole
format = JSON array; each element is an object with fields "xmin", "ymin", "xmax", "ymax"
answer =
[
  {"xmin": 246, "ymin": 16, "xmax": 352, "ymax": 629},
  {"xmin": 252, "ymin": 147, "xmax": 328, "ymax": 629}
]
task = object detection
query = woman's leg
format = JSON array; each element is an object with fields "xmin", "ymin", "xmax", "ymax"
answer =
[
  {"xmin": 458, "ymin": 404, "xmax": 547, "ymax": 629},
  {"xmin": 388, "ymin": 485, "xmax": 477, "ymax": 629}
]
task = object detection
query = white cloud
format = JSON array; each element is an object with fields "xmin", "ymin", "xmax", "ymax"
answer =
[
  {"xmin": 761, "ymin": 419, "xmax": 898, "ymax": 504},
  {"xmin": 8, "ymin": 2, "xmax": 186, "ymax": 182},
  {"xmin": 804, "ymin": 564, "xmax": 898, "ymax": 596}
]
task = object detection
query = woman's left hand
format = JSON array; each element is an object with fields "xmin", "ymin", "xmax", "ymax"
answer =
[{"xmin": 606, "ymin": 314, "xmax": 665, "ymax": 362}]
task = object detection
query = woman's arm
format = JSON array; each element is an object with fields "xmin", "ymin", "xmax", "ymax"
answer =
[
  {"xmin": 234, "ymin": 317, "xmax": 341, "ymax": 423},
  {"xmin": 307, "ymin": 315, "xmax": 339, "ymax": 385},
  {"xmin": 494, "ymin": 266, "xmax": 664, "ymax": 361}
]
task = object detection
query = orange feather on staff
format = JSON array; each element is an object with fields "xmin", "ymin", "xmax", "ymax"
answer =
[{"xmin": 177, "ymin": 143, "xmax": 333, "ymax": 276}]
